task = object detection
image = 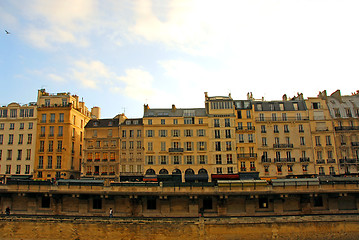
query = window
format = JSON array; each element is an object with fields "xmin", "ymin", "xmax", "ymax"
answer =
[
  {"xmin": 28, "ymin": 122, "xmax": 33, "ymax": 129},
  {"xmin": 160, "ymin": 142, "xmax": 166, "ymax": 151},
  {"xmin": 121, "ymin": 141, "xmax": 126, "ymax": 150},
  {"xmin": 246, "ymin": 110, "xmax": 251, "ymax": 119},
  {"xmin": 160, "ymin": 130, "xmax": 167, "ymax": 137},
  {"xmin": 282, "ymin": 113, "xmax": 287, "ymax": 121},
  {"xmin": 215, "ymin": 142, "xmax": 221, "ymax": 151},
  {"xmin": 300, "ymin": 137, "xmax": 305, "ymax": 145},
  {"xmin": 25, "ymin": 165, "xmax": 30, "ymax": 174},
  {"xmin": 161, "ymin": 119, "xmax": 165, "ymax": 125},
  {"xmin": 198, "ymin": 142, "xmax": 206, "ymax": 151},
  {"xmin": 147, "ymin": 156, "xmax": 154, "ymax": 164},
  {"xmin": 248, "ymin": 134, "xmax": 253, "ymax": 143},
  {"xmin": 108, "ymin": 129, "xmax": 112, "ymax": 137},
  {"xmin": 173, "ymin": 119, "xmax": 178, "ymax": 125},
  {"xmin": 198, "ymin": 155, "xmax": 206, "ymax": 164},
  {"xmin": 284, "ymin": 125, "xmax": 289, "ymax": 133},
  {"xmin": 146, "ymin": 130, "xmax": 153, "ymax": 137},
  {"xmin": 122, "ymin": 130, "xmax": 126, "ymax": 138},
  {"xmin": 275, "ymin": 137, "xmax": 280, "ymax": 145},
  {"xmin": 19, "ymin": 123, "xmax": 24, "ymax": 130},
  {"xmin": 148, "ymin": 119, "xmax": 152, "ymax": 125},
  {"xmin": 147, "ymin": 198, "xmax": 156, "ymax": 210},
  {"xmin": 41, "ymin": 114, "xmax": 46, "ymax": 123},
  {"xmin": 317, "ymin": 151, "xmax": 323, "ymax": 160},
  {"xmin": 27, "ymin": 134, "xmax": 32, "ymax": 144},
  {"xmin": 326, "ymin": 136, "xmax": 331, "ymax": 145},
  {"xmin": 8, "ymin": 134, "xmax": 13, "ymax": 144},
  {"xmin": 50, "ymin": 113, "xmax": 55, "ymax": 123},
  {"xmin": 173, "ymin": 156, "xmax": 180, "ymax": 165},
  {"xmin": 93, "ymin": 198, "xmax": 102, "ymax": 210},
  {"xmin": 237, "ymin": 122, "xmax": 243, "ymax": 130},
  {"xmin": 272, "ymin": 113, "xmax": 277, "ymax": 121},
  {"xmin": 259, "ymin": 113, "xmax": 264, "ymax": 121},
  {"xmin": 262, "ymin": 137, "xmax": 267, "ymax": 146},
  {"xmin": 185, "ymin": 142, "xmax": 193, "ymax": 151},
  {"xmin": 226, "ymin": 141, "xmax": 232, "ymax": 151},
  {"xmin": 296, "ymin": 113, "xmax": 302, "ymax": 120},
  {"xmin": 315, "ymin": 136, "xmax": 321, "ymax": 146},
  {"xmin": 0, "ymin": 134, "xmax": 3, "ymax": 144},
  {"xmin": 228, "ymin": 167, "xmax": 233, "ymax": 174},
  {"xmin": 274, "ymin": 125, "xmax": 279, "ymax": 133},
  {"xmin": 56, "ymin": 156, "xmax": 62, "ymax": 169},
  {"xmin": 225, "ymin": 119, "xmax": 230, "ymax": 127},
  {"xmin": 238, "ymin": 134, "xmax": 244, "ymax": 143},
  {"xmin": 247, "ymin": 122, "xmax": 253, "ymax": 130},
  {"xmin": 186, "ymin": 155, "xmax": 193, "ymax": 164},
  {"xmin": 59, "ymin": 113, "xmax": 64, "ymax": 122},
  {"xmin": 227, "ymin": 154, "xmax": 233, "ymax": 164},
  {"xmin": 214, "ymin": 119, "xmax": 220, "ymax": 127},
  {"xmin": 237, "ymin": 111, "xmax": 242, "ymax": 119},
  {"xmin": 225, "ymin": 129, "xmax": 231, "ymax": 138},
  {"xmin": 215, "ymin": 130, "xmax": 220, "ymax": 139},
  {"xmin": 137, "ymin": 130, "xmax": 142, "ymax": 137},
  {"xmin": 299, "ymin": 124, "xmax": 304, "ymax": 132},
  {"xmin": 6, "ymin": 165, "xmax": 11, "ymax": 174},
  {"xmin": 197, "ymin": 129, "xmax": 205, "ymax": 137},
  {"xmin": 184, "ymin": 117, "xmax": 194, "ymax": 124},
  {"xmin": 9, "ymin": 123, "xmax": 14, "ymax": 130},
  {"xmin": 58, "ymin": 126, "xmax": 63, "ymax": 136},
  {"xmin": 49, "ymin": 126, "xmax": 54, "ymax": 136},
  {"xmin": 216, "ymin": 167, "xmax": 222, "ymax": 174},
  {"xmin": 47, "ymin": 156, "xmax": 52, "ymax": 169},
  {"xmin": 319, "ymin": 167, "xmax": 325, "ymax": 175},
  {"xmin": 26, "ymin": 149, "xmax": 31, "ymax": 160},
  {"xmin": 312, "ymin": 102, "xmax": 320, "ymax": 109},
  {"xmin": 160, "ymin": 155, "xmax": 167, "ymax": 164},
  {"xmin": 38, "ymin": 156, "xmax": 44, "ymax": 169},
  {"xmin": 198, "ymin": 118, "xmax": 203, "ymax": 124},
  {"xmin": 57, "ymin": 141, "xmax": 63, "ymax": 152},
  {"xmin": 39, "ymin": 141, "xmax": 44, "ymax": 152},
  {"xmin": 0, "ymin": 123, "xmax": 4, "ymax": 130},
  {"xmin": 129, "ymin": 130, "xmax": 134, "ymax": 137},
  {"xmin": 172, "ymin": 129, "xmax": 180, "ymax": 137},
  {"xmin": 10, "ymin": 109, "xmax": 17, "ymax": 118},
  {"xmin": 148, "ymin": 142, "xmax": 153, "ymax": 151}
]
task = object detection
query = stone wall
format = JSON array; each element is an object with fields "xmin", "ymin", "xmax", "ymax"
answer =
[{"xmin": 0, "ymin": 215, "xmax": 359, "ymax": 240}]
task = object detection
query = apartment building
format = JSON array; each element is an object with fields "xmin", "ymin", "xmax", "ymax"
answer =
[
  {"xmin": 204, "ymin": 93, "xmax": 238, "ymax": 180},
  {"xmin": 306, "ymin": 91, "xmax": 339, "ymax": 176},
  {"xmin": 83, "ymin": 117, "xmax": 121, "ymax": 181},
  {"xmin": 325, "ymin": 90, "xmax": 359, "ymax": 175},
  {"xmin": 234, "ymin": 99, "xmax": 257, "ymax": 174},
  {"xmin": 119, "ymin": 117, "xmax": 144, "ymax": 181},
  {"xmin": 143, "ymin": 104, "xmax": 210, "ymax": 182},
  {"xmin": 34, "ymin": 89, "xmax": 99, "ymax": 180},
  {"xmin": 253, "ymin": 94, "xmax": 315, "ymax": 178},
  {"xmin": 0, "ymin": 102, "xmax": 37, "ymax": 179}
]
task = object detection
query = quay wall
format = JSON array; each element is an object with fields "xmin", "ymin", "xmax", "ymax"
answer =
[{"xmin": 0, "ymin": 215, "xmax": 359, "ymax": 240}]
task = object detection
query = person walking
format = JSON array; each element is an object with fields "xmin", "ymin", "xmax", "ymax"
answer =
[{"xmin": 109, "ymin": 208, "xmax": 113, "ymax": 218}]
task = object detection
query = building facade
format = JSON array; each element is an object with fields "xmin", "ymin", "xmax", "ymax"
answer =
[
  {"xmin": 0, "ymin": 102, "xmax": 37, "ymax": 179},
  {"xmin": 34, "ymin": 89, "xmax": 99, "ymax": 180}
]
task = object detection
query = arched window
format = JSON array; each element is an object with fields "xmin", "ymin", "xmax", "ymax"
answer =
[
  {"xmin": 159, "ymin": 169, "xmax": 169, "ymax": 175},
  {"xmin": 198, "ymin": 168, "xmax": 208, "ymax": 175},
  {"xmin": 172, "ymin": 169, "xmax": 182, "ymax": 175},
  {"xmin": 145, "ymin": 169, "xmax": 156, "ymax": 175},
  {"xmin": 185, "ymin": 168, "xmax": 195, "ymax": 175}
]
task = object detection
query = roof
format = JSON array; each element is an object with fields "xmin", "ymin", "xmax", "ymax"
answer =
[
  {"xmin": 143, "ymin": 108, "xmax": 207, "ymax": 118},
  {"xmin": 85, "ymin": 118, "xmax": 119, "ymax": 128},
  {"xmin": 253, "ymin": 100, "xmax": 307, "ymax": 111}
]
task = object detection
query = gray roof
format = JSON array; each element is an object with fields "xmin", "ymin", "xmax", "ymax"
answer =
[
  {"xmin": 85, "ymin": 118, "xmax": 119, "ymax": 128},
  {"xmin": 144, "ymin": 108, "xmax": 207, "ymax": 118},
  {"xmin": 253, "ymin": 100, "xmax": 307, "ymax": 111}
]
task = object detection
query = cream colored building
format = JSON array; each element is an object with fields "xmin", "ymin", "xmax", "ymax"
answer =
[
  {"xmin": 34, "ymin": 89, "xmax": 99, "ymax": 180},
  {"xmin": 0, "ymin": 102, "xmax": 37, "ymax": 179},
  {"xmin": 324, "ymin": 90, "xmax": 359, "ymax": 175},
  {"xmin": 306, "ymin": 91, "xmax": 339, "ymax": 176},
  {"xmin": 254, "ymin": 94, "xmax": 315, "ymax": 178}
]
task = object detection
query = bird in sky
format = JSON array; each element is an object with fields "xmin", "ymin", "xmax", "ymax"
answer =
[{"xmin": 5, "ymin": 30, "xmax": 10, "ymax": 34}]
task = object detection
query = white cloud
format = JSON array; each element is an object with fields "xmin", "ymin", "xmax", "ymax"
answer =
[{"xmin": 48, "ymin": 73, "xmax": 65, "ymax": 83}]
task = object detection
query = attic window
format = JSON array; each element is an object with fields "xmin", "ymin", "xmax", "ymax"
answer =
[
  {"xmin": 108, "ymin": 121, "xmax": 113, "ymax": 126},
  {"xmin": 93, "ymin": 122, "xmax": 98, "ymax": 126},
  {"xmin": 312, "ymin": 102, "xmax": 320, "ymax": 109}
]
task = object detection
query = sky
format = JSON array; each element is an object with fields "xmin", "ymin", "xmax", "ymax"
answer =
[{"xmin": 0, "ymin": 0, "xmax": 358, "ymax": 118}]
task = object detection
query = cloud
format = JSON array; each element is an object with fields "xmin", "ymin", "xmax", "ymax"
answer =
[{"xmin": 48, "ymin": 73, "xmax": 65, "ymax": 83}]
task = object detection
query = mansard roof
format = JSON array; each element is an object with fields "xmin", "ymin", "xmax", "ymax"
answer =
[
  {"xmin": 85, "ymin": 118, "xmax": 119, "ymax": 128},
  {"xmin": 144, "ymin": 108, "xmax": 207, "ymax": 118}
]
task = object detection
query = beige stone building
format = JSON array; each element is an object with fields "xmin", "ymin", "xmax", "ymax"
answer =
[
  {"xmin": 34, "ymin": 89, "xmax": 99, "ymax": 180},
  {"xmin": 306, "ymin": 91, "xmax": 339, "ymax": 176},
  {"xmin": 119, "ymin": 117, "xmax": 144, "ymax": 181},
  {"xmin": 324, "ymin": 90, "xmax": 359, "ymax": 175},
  {"xmin": 253, "ymin": 94, "xmax": 315, "ymax": 178},
  {"xmin": 0, "ymin": 102, "xmax": 37, "ymax": 179}
]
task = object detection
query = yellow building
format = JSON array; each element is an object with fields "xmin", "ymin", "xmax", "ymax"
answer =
[
  {"xmin": 143, "ymin": 104, "xmax": 211, "ymax": 182},
  {"xmin": 0, "ymin": 102, "xmax": 37, "ymax": 179},
  {"xmin": 324, "ymin": 90, "xmax": 359, "ymax": 175},
  {"xmin": 119, "ymin": 117, "xmax": 144, "ymax": 181},
  {"xmin": 234, "ymin": 98, "xmax": 257, "ymax": 174},
  {"xmin": 306, "ymin": 91, "xmax": 339, "ymax": 176},
  {"xmin": 83, "ymin": 116, "xmax": 122, "ymax": 181},
  {"xmin": 254, "ymin": 94, "xmax": 315, "ymax": 178},
  {"xmin": 34, "ymin": 89, "xmax": 99, "ymax": 180}
]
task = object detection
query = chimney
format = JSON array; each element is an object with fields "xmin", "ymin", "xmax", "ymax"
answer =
[
  {"xmin": 282, "ymin": 94, "xmax": 287, "ymax": 101},
  {"xmin": 172, "ymin": 104, "xmax": 176, "ymax": 112},
  {"xmin": 144, "ymin": 104, "xmax": 149, "ymax": 112}
]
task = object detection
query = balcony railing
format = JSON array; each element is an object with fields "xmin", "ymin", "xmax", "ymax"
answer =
[
  {"xmin": 87, "ymin": 159, "xmax": 92, "ymax": 162},
  {"xmin": 335, "ymin": 126, "xmax": 359, "ymax": 131},
  {"xmin": 261, "ymin": 158, "xmax": 271, "ymax": 163},
  {"xmin": 316, "ymin": 159, "xmax": 325, "ymax": 164},
  {"xmin": 273, "ymin": 144, "xmax": 293, "ymax": 148},
  {"xmin": 236, "ymin": 126, "xmax": 255, "ymax": 131},
  {"xmin": 300, "ymin": 157, "xmax": 310, "ymax": 162},
  {"xmin": 327, "ymin": 159, "xmax": 336, "ymax": 164},
  {"xmin": 256, "ymin": 117, "xmax": 309, "ymax": 122},
  {"xmin": 240, "ymin": 167, "xmax": 246, "ymax": 172},
  {"xmin": 274, "ymin": 158, "xmax": 295, "ymax": 163},
  {"xmin": 237, "ymin": 153, "xmax": 257, "ymax": 159},
  {"xmin": 169, "ymin": 148, "xmax": 184, "ymax": 153},
  {"xmin": 351, "ymin": 142, "xmax": 359, "ymax": 147},
  {"xmin": 339, "ymin": 158, "xmax": 359, "ymax": 164}
]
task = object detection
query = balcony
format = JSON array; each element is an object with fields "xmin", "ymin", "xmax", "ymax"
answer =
[
  {"xmin": 40, "ymin": 134, "xmax": 45, "ymax": 138},
  {"xmin": 261, "ymin": 158, "xmax": 271, "ymax": 163},
  {"xmin": 237, "ymin": 153, "xmax": 257, "ymax": 159},
  {"xmin": 339, "ymin": 158, "xmax": 359, "ymax": 164},
  {"xmin": 240, "ymin": 167, "xmax": 246, "ymax": 172},
  {"xmin": 169, "ymin": 148, "xmax": 184, "ymax": 153},
  {"xmin": 335, "ymin": 126, "xmax": 359, "ymax": 131},
  {"xmin": 87, "ymin": 159, "xmax": 92, "ymax": 162},
  {"xmin": 101, "ymin": 172, "xmax": 108, "ymax": 176},
  {"xmin": 300, "ymin": 157, "xmax": 310, "ymax": 162},
  {"xmin": 351, "ymin": 142, "xmax": 359, "ymax": 147},
  {"xmin": 273, "ymin": 144, "xmax": 293, "ymax": 148},
  {"xmin": 316, "ymin": 159, "xmax": 325, "ymax": 164},
  {"xmin": 86, "ymin": 172, "xmax": 92, "ymax": 175},
  {"xmin": 110, "ymin": 159, "xmax": 116, "ymax": 162},
  {"xmin": 256, "ymin": 117, "xmax": 309, "ymax": 122},
  {"xmin": 109, "ymin": 172, "xmax": 115, "ymax": 175},
  {"xmin": 102, "ymin": 159, "xmax": 108, "ymax": 162},
  {"xmin": 327, "ymin": 159, "xmax": 336, "ymax": 164},
  {"xmin": 274, "ymin": 158, "xmax": 295, "ymax": 163},
  {"xmin": 250, "ymin": 167, "xmax": 256, "ymax": 172},
  {"xmin": 94, "ymin": 172, "xmax": 99, "ymax": 175},
  {"xmin": 236, "ymin": 126, "xmax": 255, "ymax": 131},
  {"xmin": 94, "ymin": 159, "xmax": 100, "ymax": 162}
]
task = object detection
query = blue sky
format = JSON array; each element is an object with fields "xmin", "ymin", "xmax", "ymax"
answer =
[{"xmin": 1, "ymin": 0, "xmax": 359, "ymax": 118}]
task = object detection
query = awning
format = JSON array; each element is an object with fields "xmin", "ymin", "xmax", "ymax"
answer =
[
  {"xmin": 211, "ymin": 174, "xmax": 240, "ymax": 180},
  {"xmin": 185, "ymin": 174, "xmax": 208, "ymax": 181}
]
